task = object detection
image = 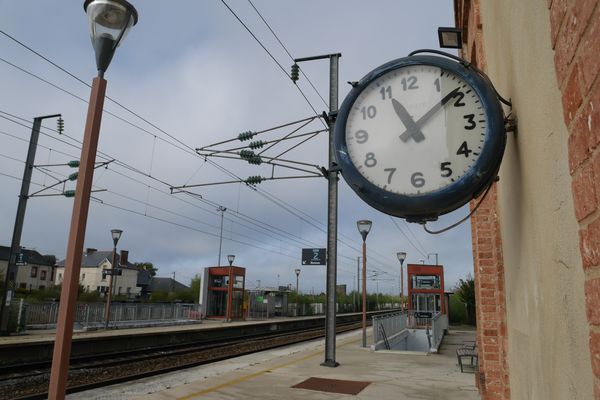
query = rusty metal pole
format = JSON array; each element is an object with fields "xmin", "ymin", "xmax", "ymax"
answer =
[
  {"xmin": 47, "ymin": 76, "xmax": 107, "ymax": 400},
  {"xmin": 362, "ymin": 240, "xmax": 367, "ymax": 347},
  {"xmin": 226, "ymin": 266, "xmax": 234, "ymax": 322},
  {"xmin": 104, "ymin": 245, "xmax": 117, "ymax": 329}
]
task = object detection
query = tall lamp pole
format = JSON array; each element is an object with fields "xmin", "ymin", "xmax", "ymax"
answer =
[
  {"xmin": 294, "ymin": 268, "xmax": 301, "ymax": 316},
  {"xmin": 48, "ymin": 1, "xmax": 137, "ymax": 398},
  {"xmin": 397, "ymin": 252, "xmax": 406, "ymax": 311},
  {"xmin": 104, "ymin": 229, "xmax": 122, "ymax": 329},
  {"xmin": 226, "ymin": 254, "xmax": 235, "ymax": 322},
  {"xmin": 357, "ymin": 220, "xmax": 372, "ymax": 348}
]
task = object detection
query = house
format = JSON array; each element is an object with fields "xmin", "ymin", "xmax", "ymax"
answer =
[
  {"xmin": 55, "ymin": 248, "xmax": 140, "ymax": 298},
  {"xmin": 0, "ymin": 246, "xmax": 57, "ymax": 290},
  {"xmin": 149, "ymin": 277, "xmax": 189, "ymax": 293}
]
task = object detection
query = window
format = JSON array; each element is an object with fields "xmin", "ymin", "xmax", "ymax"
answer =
[
  {"xmin": 40, "ymin": 270, "xmax": 47, "ymax": 280},
  {"xmin": 19, "ymin": 283, "xmax": 26, "ymax": 289},
  {"xmin": 411, "ymin": 275, "xmax": 440, "ymax": 289},
  {"xmin": 82, "ymin": 273, "xmax": 86, "ymax": 280},
  {"xmin": 39, "ymin": 285, "xmax": 45, "ymax": 290},
  {"xmin": 58, "ymin": 273, "xmax": 63, "ymax": 281},
  {"xmin": 30, "ymin": 266, "xmax": 38, "ymax": 278}
]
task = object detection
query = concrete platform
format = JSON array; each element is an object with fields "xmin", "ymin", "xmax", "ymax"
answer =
[{"xmin": 70, "ymin": 327, "xmax": 479, "ymax": 400}]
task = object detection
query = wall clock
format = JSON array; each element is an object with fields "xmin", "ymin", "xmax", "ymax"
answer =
[{"xmin": 334, "ymin": 55, "xmax": 506, "ymax": 222}]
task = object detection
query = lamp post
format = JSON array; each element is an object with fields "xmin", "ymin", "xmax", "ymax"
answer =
[
  {"xmin": 357, "ymin": 220, "xmax": 372, "ymax": 348},
  {"xmin": 294, "ymin": 268, "xmax": 301, "ymax": 316},
  {"xmin": 397, "ymin": 252, "xmax": 406, "ymax": 311},
  {"xmin": 48, "ymin": 1, "xmax": 137, "ymax": 398},
  {"xmin": 104, "ymin": 229, "xmax": 122, "ymax": 329},
  {"xmin": 226, "ymin": 254, "xmax": 235, "ymax": 322}
]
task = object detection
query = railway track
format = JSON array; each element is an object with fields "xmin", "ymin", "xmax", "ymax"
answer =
[{"xmin": 1, "ymin": 320, "xmax": 364, "ymax": 399}]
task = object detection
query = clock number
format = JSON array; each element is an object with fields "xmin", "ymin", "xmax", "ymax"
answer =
[
  {"xmin": 355, "ymin": 129, "xmax": 368, "ymax": 144},
  {"xmin": 453, "ymin": 91, "xmax": 466, "ymax": 107},
  {"xmin": 364, "ymin": 152, "xmax": 377, "ymax": 168},
  {"xmin": 401, "ymin": 76, "xmax": 418, "ymax": 90},
  {"xmin": 440, "ymin": 162, "xmax": 453, "ymax": 177},
  {"xmin": 434, "ymin": 78, "xmax": 440, "ymax": 92},
  {"xmin": 360, "ymin": 105, "xmax": 377, "ymax": 120},
  {"xmin": 463, "ymin": 114, "xmax": 476, "ymax": 130},
  {"xmin": 380, "ymin": 86, "xmax": 392, "ymax": 100},
  {"xmin": 384, "ymin": 168, "xmax": 396, "ymax": 184},
  {"xmin": 456, "ymin": 141, "xmax": 472, "ymax": 158},
  {"xmin": 411, "ymin": 172, "xmax": 425, "ymax": 188}
]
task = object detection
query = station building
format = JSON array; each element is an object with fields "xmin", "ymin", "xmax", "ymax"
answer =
[
  {"xmin": 455, "ymin": 0, "xmax": 600, "ymax": 398},
  {"xmin": 199, "ymin": 266, "xmax": 246, "ymax": 320},
  {"xmin": 407, "ymin": 263, "xmax": 445, "ymax": 317}
]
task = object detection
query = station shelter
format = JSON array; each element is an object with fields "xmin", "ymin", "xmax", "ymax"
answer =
[
  {"xmin": 199, "ymin": 266, "xmax": 246, "ymax": 320},
  {"xmin": 407, "ymin": 263, "xmax": 445, "ymax": 317}
]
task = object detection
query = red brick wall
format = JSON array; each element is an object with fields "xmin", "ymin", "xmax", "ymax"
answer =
[
  {"xmin": 548, "ymin": 0, "xmax": 600, "ymax": 397},
  {"xmin": 455, "ymin": 1, "xmax": 511, "ymax": 398}
]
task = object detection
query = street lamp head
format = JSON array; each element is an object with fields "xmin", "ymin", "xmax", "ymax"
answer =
[
  {"xmin": 84, "ymin": 0, "xmax": 138, "ymax": 76},
  {"xmin": 356, "ymin": 220, "xmax": 372, "ymax": 241},
  {"xmin": 397, "ymin": 251, "xmax": 407, "ymax": 265},
  {"xmin": 110, "ymin": 228, "xmax": 122, "ymax": 246},
  {"xmin": 227, "ymin": 254, "xmax": 235, "ymax": 266},
  {"xmin": 295, "ymin": 268, "xmax": 301, "ymax": 276}
]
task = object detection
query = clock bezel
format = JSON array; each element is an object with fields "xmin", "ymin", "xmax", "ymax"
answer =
[{"xmin": 334, "ymin": 55, "xmax": 506, "ymax": 222}]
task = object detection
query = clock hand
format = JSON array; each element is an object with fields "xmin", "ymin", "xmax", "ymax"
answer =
[
  {"xmin": 399, "ymin": 87, "xmax": 462, "ymax": 142},
  {"xmin": 392, "ymin": 98, "xmax": 425, "ymax": 143}
]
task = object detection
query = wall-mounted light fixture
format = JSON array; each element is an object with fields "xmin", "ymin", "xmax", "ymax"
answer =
[{"xmin": 438, "ymin": 27, "xmax": 463, "ymax": 49}]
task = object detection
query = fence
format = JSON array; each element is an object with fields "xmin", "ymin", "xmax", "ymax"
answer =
[{"xmin": 22, "ymin": 301, "xmax": 201, "ymax": 329}]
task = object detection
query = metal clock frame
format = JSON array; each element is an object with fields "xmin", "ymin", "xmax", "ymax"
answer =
[{"xmin": 334, "ymin": 54, "xmax": 507, "ymax": 223}]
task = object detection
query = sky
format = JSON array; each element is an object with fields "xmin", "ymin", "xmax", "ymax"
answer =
[{"xmin": 0, "ymin": 0, "xmax": 473, "ymax": 296}]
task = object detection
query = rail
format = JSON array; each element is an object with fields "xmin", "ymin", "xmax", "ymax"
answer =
[
  {"xmin": 372, "ymin": 311, "xmax": 406, "ymax": 349},
  {"xmin": 430, "ymin": 312, "xmax": 448, "ymax": 352}
]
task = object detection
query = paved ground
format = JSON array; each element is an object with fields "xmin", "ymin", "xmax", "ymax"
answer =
[{"xmin": 71, "ymin": 327, "xmax": 479, "ymax": 400}]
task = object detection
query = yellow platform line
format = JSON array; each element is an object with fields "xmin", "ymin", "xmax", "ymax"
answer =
[{"xmin": 177, "ymin": 337, "xmax": 362, "ymax": 399}]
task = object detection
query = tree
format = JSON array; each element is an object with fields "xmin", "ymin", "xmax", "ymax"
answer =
[
  {"xmin": 455, "ymin": 274, "xmax": 476, "ymax": 325},
  {"xmin": 133, "ymin": 262, "xmax": 157, "ymax": 277}
]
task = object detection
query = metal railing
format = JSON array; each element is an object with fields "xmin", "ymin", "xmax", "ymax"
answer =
[
  {"xmin": 406, "ymin": 310, "xmax": 435, "ymax": 328},
  {"xmin": 430, "ymin": 312, "xmax": 448, "ymax": 352},
  {"xmin": 372, "ymin": 311, "xmax": 407, "ymax": 348},
  {"xmin": 22, "ymin": 301, "xmax": 201, "ymax": 329}
]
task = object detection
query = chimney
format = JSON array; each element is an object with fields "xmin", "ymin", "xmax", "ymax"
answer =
[
  {"xmin": 86, "ymin": 248, "xmax": 97, "ymax": 255},
  {"xmin": 120, "ymin": 250, "xmax": 129, "ymax": 266}
]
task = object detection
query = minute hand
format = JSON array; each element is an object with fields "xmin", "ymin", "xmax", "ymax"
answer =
[{"xmin": 399, "ymin": 87, "xmax": 462, "ymax": 143}]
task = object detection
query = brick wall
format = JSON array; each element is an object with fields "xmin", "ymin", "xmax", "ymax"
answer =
[
  {"xmin": 456, "ymin": 0, "xmax": 511, "ymax": 398},
  {"xmin": 548, "ymin": 0, "xmax": 600, "ymax": 397}
]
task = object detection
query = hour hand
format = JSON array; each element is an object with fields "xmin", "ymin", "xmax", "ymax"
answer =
[{"xmin": 392, "ymin": 98, "xmax": 425, "ymax": 143}]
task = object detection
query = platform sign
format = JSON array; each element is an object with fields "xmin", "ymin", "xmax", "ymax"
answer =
[{"xmin": 302, "ymin": 248, "xmax": 326, "ymax": 265}]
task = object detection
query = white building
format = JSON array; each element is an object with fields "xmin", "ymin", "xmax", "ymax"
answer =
[{"xmin": 55, "ymin": 248, "xmax": 141, "ymax": 298}]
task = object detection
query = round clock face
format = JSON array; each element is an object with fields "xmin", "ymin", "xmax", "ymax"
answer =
[
  {"xmin": 346, "ymin": 65, "xmax": 485, "ymax": 195},
  {"xmin": 335, "ymin": 55, "xmax": 505, "ymax": 221}
]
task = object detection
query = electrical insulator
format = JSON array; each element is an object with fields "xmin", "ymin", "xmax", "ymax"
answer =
[
  {"xmin": 238, "ymin": 131, "xmax": 255, "ymax": 141},
  {"xmin": 291, "ymin": 63, "xmax": 299, "ymax": 82},
  {"xmin": 68, "ymin": 160, "xmax": 80, "ymax": 168},
  {"xmin": 239, "ymin": 149, "xmax": 256, "ymax": 160},
  {"xmin": 247, "ymin": 156, "xmax": 262, "ymax": 165},
  {"xmin": 68, "ymin": 172, "xmax": 78, "ymax": 181},
  {"xmin": 248, "ymin": 140, "xmax": 265, "ymax": 150},
  {"xmin": 57, "ymin": 117, "xmax": 64, "ymax": 134},
  {"xmin": 64, "ymin": 190, "xmax": 76, "ymax": 198},
  {"xmin": 245, "ymin": 176, "xmax": 264, "ymax": 185}
]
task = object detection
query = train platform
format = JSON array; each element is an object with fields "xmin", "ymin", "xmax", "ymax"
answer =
[
  {"xmin": 0, "ymin": 317, "xmax": 309, "ymax": 345},
  {"xmin": 69, "ymin": 327, "xmax": 479, "ymax": 400}
]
